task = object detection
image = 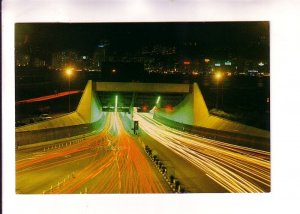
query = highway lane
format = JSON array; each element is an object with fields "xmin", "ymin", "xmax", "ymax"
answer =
[
  {"xmin": 135, "ymin": 113, "xmax": 270, "ymax": 193},
  {"xmin": 16, "ymin": 112, "xmax": 169, "ymax": 194}
]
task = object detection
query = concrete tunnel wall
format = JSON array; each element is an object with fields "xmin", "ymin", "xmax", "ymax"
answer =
[
  {"xmin": 16, "ymin": 80, "xmax": 105, "ymax": 147},
  {"xmin": 155, "ymin": 83, "xmax": 270, "ymax": 139}
]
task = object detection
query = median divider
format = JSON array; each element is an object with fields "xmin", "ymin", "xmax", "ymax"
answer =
[{"xmin": 144, "ymin": 145, "xmax": 185, "ymax": 193}]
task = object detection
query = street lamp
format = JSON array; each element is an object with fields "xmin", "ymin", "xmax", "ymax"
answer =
[
  {"xmin": 214, "ymin": 71, "xmax": 223, "ymax": 109},
  {"xmin": 65, "ymin": 67, "xmax": 73, "ymax": 113}
]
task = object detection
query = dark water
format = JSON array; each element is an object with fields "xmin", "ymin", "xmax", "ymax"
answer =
[{"xmin": 198, "ymin": 75, "xmax": 270, "ymax": 130}]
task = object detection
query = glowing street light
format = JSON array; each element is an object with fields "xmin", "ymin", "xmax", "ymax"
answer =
[
  {"xmin": 66, "ymin": 67, "xmax": 73, "ymax": 76},
  {"xmin": 65, "ymin": 67, "xmax": 73, "ymax": 113},
  {"xmin": 214, "ymin": 71, "xmax": 224, "ymax": 109},
  {"xmin": 215, "ymin": 71, "xmax": 223, "ymax": 81}
]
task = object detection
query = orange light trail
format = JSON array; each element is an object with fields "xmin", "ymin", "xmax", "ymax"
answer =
[{"xmin": 16, "ymin": 112, "xmax": 168, "ymax": 194}]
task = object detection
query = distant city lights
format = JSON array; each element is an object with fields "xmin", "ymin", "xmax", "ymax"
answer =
[
  {"xmin": 192, "ymin": 71, "xmax": 199, "ymax": 76},
  {"xmin": 204, "ymin": 59, "xmax": 210, "ymax": 63},
  {"xmin": 248, "ymin": 70, "xmax": 258, "ymax": 73},
  {"xmin": 225, "ymin": 61, "xmax": 231, "ymax": 66}
]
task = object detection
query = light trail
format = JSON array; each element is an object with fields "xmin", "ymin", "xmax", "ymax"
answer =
[
  {"xmin": 16, "ymin": 90, "xmax": 82, "ymax": 104},
  {"xmin": 16, "ymin": 112, "xmax": 168, "ymax": 194},
  {"xmin": 135, "ymin": 113, "xmax": 270, "ymax": 193}
]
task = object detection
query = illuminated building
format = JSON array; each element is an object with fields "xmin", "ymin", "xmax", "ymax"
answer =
[
  {"xmin": 93, "ymin": 40, "xmax": 109, "ymax": 69},
  {"xmin": 51, "ymin": 50, "xmax": 79, "ymax": 70},
  {"xmin": 16, "ymin": 53, "xmax": 30, "ymax": 67}
]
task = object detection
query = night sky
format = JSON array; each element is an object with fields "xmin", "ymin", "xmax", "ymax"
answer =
[{"xmin": 15, "ymin": 22, "xmax": 269, "ymax": 60}]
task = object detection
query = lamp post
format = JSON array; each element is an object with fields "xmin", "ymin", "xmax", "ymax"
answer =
[
  {"xmin": 66, "ymin": 67, "xmax": 73, "ymax": 113},
  {"xmin": 215, "ymin": 72, "xmax": 223, "ymax": 109}
]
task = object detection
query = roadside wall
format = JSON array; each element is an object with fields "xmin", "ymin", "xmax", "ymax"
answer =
[
  {"xmin": 15, "ymin": 80, "xmax": 105, "ymax": 147},
  {"xmin": 16, "ymin": 115, "xmax": 107, "ymax": 147},
  {"xmin": 156, "ymin": 82, "xmax": 270, "ymax": 139},
  {"xmin": 154, "ymin": 113, "xmax": 270, "ymax": 151}
]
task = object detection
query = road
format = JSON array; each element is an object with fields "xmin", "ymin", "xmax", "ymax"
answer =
[
  {"xmin": 16, "ymin": 111, "xmax": 270, "ymax": 193},
  {"xmin": 16, "ymin": 90, "xmax": 82, "ymax": 104},
  {"xmin": 135, "ymin": 113, "xmax": 270, "ymax": 193},
  {"xmin": 16, "ymin": 112, "xmax": 170, "ymax": 194}
]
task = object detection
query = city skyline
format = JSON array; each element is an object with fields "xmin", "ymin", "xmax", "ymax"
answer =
[{"xmin": 15, "ymin": 22, "xmax": 269, "ymax": 62}]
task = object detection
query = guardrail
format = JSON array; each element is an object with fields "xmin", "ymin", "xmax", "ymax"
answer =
[
  {"xmin": 153, "ymin": 113, "xmax": 270, "ymax": 151},
  {"xmin": 16, "ymin": 117, "xmax": 106, "ymax": 148}
]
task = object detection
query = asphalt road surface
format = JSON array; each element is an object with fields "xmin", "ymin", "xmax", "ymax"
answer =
[
  {"xmin": 16, "ymin": 112, "xmax": 270, "ymax": 194},
  {"xmin": 16, "ymin": 112, "xmax": 170, "ymax": 194}
]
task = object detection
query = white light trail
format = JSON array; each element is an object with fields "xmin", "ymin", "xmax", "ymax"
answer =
[
  {"xmin": 115, "ymin": 95, "xmax": 118, "ymax": 112},
  {"xmin": 156, "ymin": 96, "xmax": 160, "ymax": 105},
  {"xmin": 136, "ymin": 113, "xmax": 270, "ymax": 193}
]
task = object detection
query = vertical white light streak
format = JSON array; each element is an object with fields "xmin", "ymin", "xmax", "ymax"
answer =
[
  {"xmin": 156, "ymin": 96, "xmax": 160, "ymax": 105},
  {"xmin": 115, "ymin": 95, "xmax": 118, "ymax": 112}
]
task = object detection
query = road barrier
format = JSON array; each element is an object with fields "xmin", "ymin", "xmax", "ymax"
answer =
[
  {"xmin": 144, "ymin": 145, "xmax": 185, "ymax": 193},
  {"xmin": 16, "ymin": 117, "xmax": 106, "ymax": 149}
]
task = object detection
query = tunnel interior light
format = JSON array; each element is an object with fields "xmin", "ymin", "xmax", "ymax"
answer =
[
  {"xmin": 156, "ymin": 96, "xmax": 161, "ymax": 105},
  {"xmin": 115, "ymin": 95, "xmax": 118, "ymax": 112}
]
